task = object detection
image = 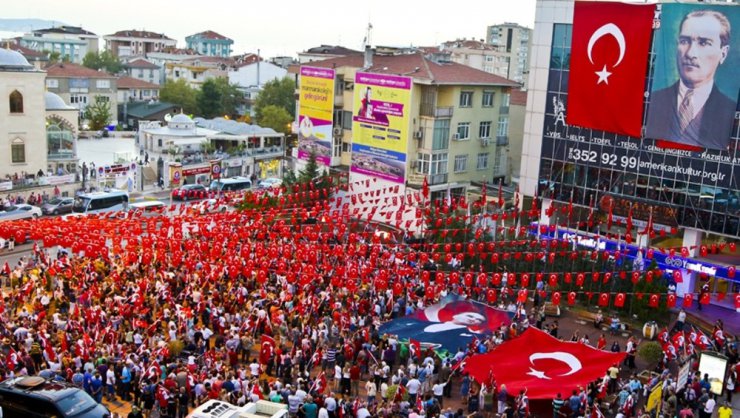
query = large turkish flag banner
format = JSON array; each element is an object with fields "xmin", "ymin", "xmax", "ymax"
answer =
[
  {"xmin": 566, "ymin": 1, "xmax": 656, "ymax": 138},
  {"xmin": 463, "ymin": 328, "xmax": 626, "ymax": 399}
]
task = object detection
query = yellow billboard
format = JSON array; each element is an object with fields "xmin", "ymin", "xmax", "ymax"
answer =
[
  {"xmin": 298, "ymin": 66, "xmax": 335, "ymax": 166},
  {"xmin": 350, "ymin": 72, "xmax": 412, "ymax": 184}
]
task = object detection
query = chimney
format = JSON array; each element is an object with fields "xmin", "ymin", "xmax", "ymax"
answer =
[{"xmin": 363, "ymin": 45, "xmax": 373, "ymax": 69}]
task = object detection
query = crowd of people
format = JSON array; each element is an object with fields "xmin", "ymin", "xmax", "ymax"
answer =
[{"xmin": 0, "ymin": 194, "xmax": 736, "ymax": 418}]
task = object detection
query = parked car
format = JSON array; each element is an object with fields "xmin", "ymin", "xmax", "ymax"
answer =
[
  {"xmin": 41, "ymin": 197, "xmax": 74, "ymax": 215},
  {"xmin": 171, "ymin": 184, "xmax": 208, "ymax": 201},
  {"xmin": 0, "ymin": 375, "xmax": 110, "ymax": 418},
  {"xmin": 257, "ymin": 177, "xmax": 283, "ymax": 189},
  {"xmin": 0, "ymin": 203, "xmax": 42, "ymax": 221}
]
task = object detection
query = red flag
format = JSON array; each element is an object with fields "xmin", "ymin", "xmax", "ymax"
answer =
[
  {"xmin": 498, "ymin": 180, "xmax": 504, "ymax": 209},
  {"xmin": 409, "ymin": 339, "xmax": 422, "ymax": 359},
  {"xmin": 463, "ymin": 328, "xmax": 626, "ymax": 399},
  {"xmin": 422, "ymin": 176, "xmax": 429, "ymax": 200},
  {"xmin": 260, "ymin": 335, "xmax": 275, "ymax": 365},
  {"xmin": 566, "ymin": 1, "xmax": 656, "ymax": 137}
]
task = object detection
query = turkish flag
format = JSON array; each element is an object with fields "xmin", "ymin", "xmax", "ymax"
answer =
[
  {"xmin": 614, "ymin": 293, "xmax": 626, "ymax": 308},
  {"xmin": 598, "ymin": 293, "xmax": 610, "ymax": 307},
  {"xmin": 463, "ymin": 328, "xmax": 626, "ymax": 399},
  {"xmin": 409, "ymin": 338, "xmax": 422, "ymax": 359},
  {"xmin": 648, "ymin": 294, "xmax": 660, "ymax": 308},
  {"xmin": 666, "ymin": 294, "xmax": 677, "ymax": 308},
  {"xmin": 259, "ymin": 335, "xmax": 275, "ymax": 365},
  {"xmin": 552, "ymin": 291, "xmax": 562, "ymax": 306},
  {"xmin": 683, "ymin": 293, "xmax": 694, "ymax": 308},
  {"xmin": 566, "ymin": 1, "xmax": 655, "ymax": 137}
]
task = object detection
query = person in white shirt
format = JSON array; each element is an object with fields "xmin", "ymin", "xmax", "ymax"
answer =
[
  {"xmin": 406, "ymin": 377, "xmax": 422, "ymax": 404},
  {"xmin": 365, "ymin": 380, "xmax": 377, "ymax": 405}
]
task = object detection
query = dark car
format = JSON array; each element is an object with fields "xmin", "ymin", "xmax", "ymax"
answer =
[
  {"xmin": 0, "ymin": 376, "xmax": 110, "ymax": 418},
  {"xmin": 41, "ymin": 197, "xmax": 74, "ymax": 215},
  {"xmin": 171, "ymin": 184, "xmax": 208, "ymax": 201}
]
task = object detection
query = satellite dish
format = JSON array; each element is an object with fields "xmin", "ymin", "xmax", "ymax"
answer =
[{"xmin": 164, "ymin": 113, "xmax": 172, "ymax": 122}]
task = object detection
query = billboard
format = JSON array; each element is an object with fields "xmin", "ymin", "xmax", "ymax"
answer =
[
  {"xmin": 297, "ymin": 66, "xmax": 335, "ymax": 166},
  {"xmin": 538, "ymin": 19, "xmax": 740, "ymax": 237},
  {"xmin": 646, "ymin": 4, "xmax": 740, "ymax": 150},
  {"xmin": 350, "ymin": 72, "xmax": 412, "ymax": 184}
]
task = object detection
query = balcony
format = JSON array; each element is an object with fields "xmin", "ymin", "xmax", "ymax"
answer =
[
  {"xmin": 420, "ymin": 105, "xmax": 454, "ymax": 118},
  {"xmin": 496, "ymin": 136, "xmax": 509, "ymax": 146}
]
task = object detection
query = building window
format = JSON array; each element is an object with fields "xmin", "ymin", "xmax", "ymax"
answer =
[
  {"xmin": 416, "ymin": 153, "xmax": 430, "ymax": 174},
  {"xmin": 11, "ymin": 138, "xmax": 25, "ymax": 163},
  {"xmin": 479, "ymin": 121, "xmax": 492, "ymax": 139},
  {"xmin": 456, "ymin": 122, "xmax": 470, "ymax": 140},
  {"xmin": 477, "ymin": 153, "xmax": 489, "ymax": 170},
  {"xmin": 9, "ymin": 90, "xmax": 23, "ymax": 113},
  {"xmin": 497, "ymin": 116, "xmax": 509, "ymax": 137},
  {"xmin": 482, "ymin": 91, "xmax": 495, "ymax": 107},
  {"xmin": 432, "ymin": 119, "xmax": 450, "ymax": 150},
  {"xmin": 502, "ymin": 92, "xmax": 511, "ymax": 107},
  {"xmin": 454, "ymin": 155, "xmax": 468, "ymax": 173},
  {"xmin": 46, "ymin": 79, "xmax": 59, "ymax": 89},
  {"xmin": 459, "ymin": 91, "xmax": 473, "ymax": 108},
  {"xmin": 138, "ymin": 69, "xmax": 144, "ymax": 78},
  {"xmin": 96, "ymin": 79, "xmax": 110, "ymax": 89},
  {"xmin": 157, "ymin": 138, "xmax": 162, "ymax": 147},
  {"xmin": 431, "ymin": 153, "xmax": 448, "ymax": 175},
  {"xmin": 97, "ymin": 96, "xmax": 110, "ymax": 103},
  {"xmin": 70, "ymin": 95, "xmax": 88, "ymax": 106}
]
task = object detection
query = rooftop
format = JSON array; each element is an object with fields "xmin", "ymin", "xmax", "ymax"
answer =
[
  {"xmin": 123, "ymin": 59, "xmax": 159, "ymax": 69},
  {"xmin": 117, "ymin": 76, "xmax": 160, "ymax": 89},
  {"xmin": 303, "ymin": 45, "xmax": 361, "ymax": 56},
  {"xmin": 3, "ymin": 42, "xmax": 48, "ymax": 60},
  {"xmin": 440, "ymin": 39, "xmax": 501, "ymax": 51},
  {"xmin": 45, "ymin": 62, "xmax": 117, "ymax": 79},
  {"xmin": 123, "ymin": 101, "xmax": 178, "ymax": 119},
  {"xmin": 187, "ymin": 30, "xmax": 232, "ymax": 41},
  {"xmin": 303, "ymin": 52, "xmax": 520, "ymax": 87},
  {"xmin": 106, "ymin": 30, "xmax": 174, "ymax": 41},
  {"xmin": 0, "ymin": 48, "xmax": 34, "ymax": 71},
  {"xmin": 45, "ymin": 91, "xmax": 74, "ymax": 110},
  {"xmin": 33, "ymin": 25, "xmax": 97, "ymax": 36},
  {"xmin": 194, "ymin": 117, "xmax": 280, "ymax": 136}
]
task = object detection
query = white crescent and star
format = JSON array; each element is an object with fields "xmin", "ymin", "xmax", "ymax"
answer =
[
  {"xmin": 526, "ymin": 351, "xmax": 583, "ymax": 380},
  {"xmin": 586, "ymin": 23, "xmax": 626, "ymax": 85}
]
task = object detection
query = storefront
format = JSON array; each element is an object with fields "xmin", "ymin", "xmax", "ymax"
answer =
[{"xmin": 543, "ymin": 226, "xmax": 738, "ymax": 309}]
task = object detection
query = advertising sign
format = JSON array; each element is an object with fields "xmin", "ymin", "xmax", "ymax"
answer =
[
  {"xmin": 646, "ymin": 4, "xmax": 740, "ymax": 150},
  {"xmin": 698, "ymin": 351, "xmax": 728, "ymax": 395},
  {"xmin": 297, "ymin": 66, "xmax": 335, "ymax": 166},
  {"xmin": 350, "ymin": 72, "xmax": 411, "ymax": 184},
  {"xmin": 169, "ymin": 163, "xmax": 182, "ymax": 187}
]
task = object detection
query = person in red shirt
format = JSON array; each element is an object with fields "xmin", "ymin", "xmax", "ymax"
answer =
[
  {"xmin": 350, "ymin": 364, "xmax": 361, "ymax": 397},
  {"xmin": 597, "ymin": 334, "xmax": 607, "ymax": 351}
]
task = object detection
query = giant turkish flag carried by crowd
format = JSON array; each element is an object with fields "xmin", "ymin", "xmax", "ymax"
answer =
[
  {"xmin": 567, "ymin": 1, "xmax": 655, "ymax": 138},
  {"xmin": 463, "ymin": 327, "xmax": 626, "ymax": 399}
]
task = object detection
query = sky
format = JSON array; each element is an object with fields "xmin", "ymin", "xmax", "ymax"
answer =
[{"xmin": 2, "ymin": 0, "xmax": 537, "ymax": 58}]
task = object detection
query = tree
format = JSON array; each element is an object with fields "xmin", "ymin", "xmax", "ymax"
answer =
[
  {"xmin": 197, "ymin": 79, "xmax": 224, "ymax": 119},
  {"xmin": 298, "ymin": 150, "xmax": 321, "ymax": 183},
  {"xmin": 637, "ymin": 341, "xmax": 664, "ymax": 370},
  {"xmin": 211, "ymin": 77, "xmax": 243, "ymax": 117},
  {"xmin": 82, "ymin": 50, "xmax": 122, "ymax": 74},
  {"xmin": 257, "ymin": 105, "xmax": 292, "ymax": 134},
  {"xmin": 254, "ymin": 76, "xmax": 295, "ymax": 121},
  {"xmin": 85, "ymin": 96, "xmax": 112, "ymax": 130},
  {"xmin": 160, "ymin": 79, "xmax": 199, "ymax": 114}
]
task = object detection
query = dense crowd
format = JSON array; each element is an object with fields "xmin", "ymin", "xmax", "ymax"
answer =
[{"xmin": 0, "ymin": 201, "xmax": 736, "ymax": 418}]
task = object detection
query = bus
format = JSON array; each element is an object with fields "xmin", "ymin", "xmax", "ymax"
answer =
[
  {"xmin": 72, "ymin": 190, "xmax": 129, "ymax": 214},
  {"xmin": 209, "ymin": 177, "xmax": 252, "ymax": 193}
]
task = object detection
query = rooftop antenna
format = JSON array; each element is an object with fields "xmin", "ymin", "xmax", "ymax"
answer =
[{"xmin": 365, "ymin": 22, "xmax": 373, "ymax": 48}]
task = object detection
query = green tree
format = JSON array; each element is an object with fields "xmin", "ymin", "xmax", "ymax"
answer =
[
  {"xmin": 82, "ymin": 50, "xmax": 122, "ymax": 74},
  {"xmin": 197, "ymin": 79, "xmax": 224, "ymax": 118},
  {"xmin": 85, "ymin": 96, "xmax": 112, "ymax": 130},
  {"xmin": 257, "ymin": 105, "xmax": 292, "ymax": 134},
  {"xmin": 254, "ymin": 76, "xmax": 295, "ymax": 121},
  {"xmin": 211, "ymin": 77, "xmax": 243, "ymax": 117},
  {"xmin": 44, "ymin": 50, "xmax": 62, "ymax": 63},
  {"xmin": 160, "ymin": 79, "xmax": 199, "ymax": 114},
  {"xmin": 298, "ymin": 150, "xmax": 321, "ymax": 183},
  {"xmin": 637, "ymin": 341, "xmax": 664, "ymax": 370}
]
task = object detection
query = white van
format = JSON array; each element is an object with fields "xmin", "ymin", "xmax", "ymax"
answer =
[
  {"xmin": 209, "ymin": 177, "xmax": 252, "ymax": 193},
  {"xmin": 72, "ymin": 190, "xmax": 129, "ymax": 215}
]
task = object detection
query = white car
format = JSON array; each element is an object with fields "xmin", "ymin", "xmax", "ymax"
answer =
[
  {"xmin": 0, "ymin": 203, "xmax": 42, "ymax": 221},
  {"xmin": 257, "ymin": 177, "xmax": 282, "ymax": 189},
  {"xmin": 192, "ymin": 199, "xmax": 229, "ymax": 214}
]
